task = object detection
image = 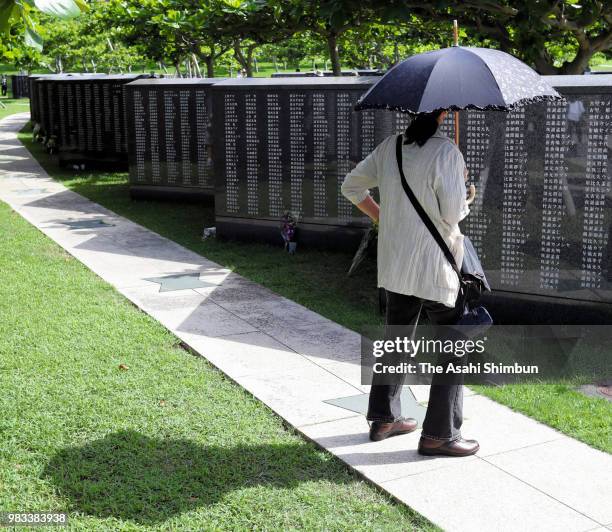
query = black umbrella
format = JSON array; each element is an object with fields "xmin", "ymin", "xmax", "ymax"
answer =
[
  {"xmin": 355, "ymin": 46, "xmax": 562, "ymax": 116},
  {"xmin": 356, "ymin": 23, "xmax": 563, "ymax": 151}
]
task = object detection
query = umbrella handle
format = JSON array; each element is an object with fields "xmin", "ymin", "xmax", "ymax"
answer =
[{"xmin": 454, "ymin": 111, "xmax": 460, "ymax": 145}]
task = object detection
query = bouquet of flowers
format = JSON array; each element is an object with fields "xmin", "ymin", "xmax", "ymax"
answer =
[{"xmin": 280, "ymin": 211, "xmax": 299, "ymax": 254}]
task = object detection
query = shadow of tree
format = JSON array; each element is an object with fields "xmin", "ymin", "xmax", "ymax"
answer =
[{"xmin": 42, "ymin": 430, "xmax": 351, "ymax": 525}]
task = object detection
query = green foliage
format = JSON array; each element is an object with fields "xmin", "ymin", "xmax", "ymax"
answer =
[
  {"xmin": 482, "ymin": 0, "xmax": 610, "ymax": 73},
  {"xmin": 39, "ymin": 6, "xmax": 144, "ymax": 73},
  {"xmin": 2, "ymin": 0, "xmax": 611, "ymax": 77},
  {"xmin": 100, "ymin": 0, "xmax": 234, "ymax": 76},
  {"xmin": 0, "ymin": 0, "xmax": 86, "ymax": 51},
  {"xmin": 260, "ymin": 33, "xmax": 326, "ymax": 70},
  {"xmin": 272, "ymin": 0, "xmax": 386, "ymax": 73},
  {"xmin": 338, "ymin": 17, "xmax": 468, "ymax": 70}
]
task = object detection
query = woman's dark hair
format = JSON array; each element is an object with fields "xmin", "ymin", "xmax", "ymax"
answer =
[{"xmin": 404, "ymin": 110, "xmax": 444, "ymax": 147}]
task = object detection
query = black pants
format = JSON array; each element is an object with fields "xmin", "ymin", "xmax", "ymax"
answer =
[{"xmin": 366, "ymin": 290, "xmax": 466, "ymax": 441}]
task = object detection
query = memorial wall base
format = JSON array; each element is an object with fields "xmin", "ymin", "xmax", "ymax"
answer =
[
  {"xmin": 215, "ymin": 216, "xmax": 368, "ymax": 252},
  {"xmin": 129, "ymin": 185, "xmax": 215, "ymax": 203}
]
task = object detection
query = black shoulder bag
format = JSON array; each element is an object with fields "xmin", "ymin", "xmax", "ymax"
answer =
[{"xmin": 395, "ymin": 135, "xmax": 492, "ymax": 331}]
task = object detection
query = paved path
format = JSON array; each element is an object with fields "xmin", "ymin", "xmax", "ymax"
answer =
[{"xmin": 1, "ymin": 113, "xmax": 610, "ymax": 532}]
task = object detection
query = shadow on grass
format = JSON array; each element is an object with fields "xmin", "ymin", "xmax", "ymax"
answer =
[{"xmin": 43, "ymin": 430, "xmax": 352, "ymax": 524}]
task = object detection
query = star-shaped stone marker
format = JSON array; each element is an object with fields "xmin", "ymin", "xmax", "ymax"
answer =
[
  {"xmin": 324, "ymin": 387, "xmax": 426, "ymax": 422},
  {"xmin": 61, "ymin": 219, "xmax": 114, "ymax": 230},
  {"xmin": 143, "ymin": 273, "xmax": 215, "ymax": 293}
]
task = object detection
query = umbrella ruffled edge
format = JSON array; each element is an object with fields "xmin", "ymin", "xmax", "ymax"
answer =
[{"xmin": 354, "ymin": 93, "xmax": 565, "ymax": 114}]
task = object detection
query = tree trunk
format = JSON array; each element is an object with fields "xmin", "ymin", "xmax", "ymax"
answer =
[
  {"xmin": 533, "ymin": 55, "xmax": 559, "ymax": 75},
  {"xmin": 558, "ymin": 43, "xmax": 595, "ymax": 75},
  {"xmin": 245, "ymin": 45, "xmax": 255, "ymax": 77},
  {"xmin": 533, "ymin": 41, "xmax": 594, "ymax": 75},
  {"xmin": 233, "ymin": 40, "xmax": 247, "ymax": 75},
  {"xmin": 327, "ymin": 32, "xmax": 341, "ymax": 75},
  {"xmin": 204, "ymin": 55, "xmax": 214, "ymax": 77},
  {"xmin": 233, "ymin": 40, "xmax": 256, "ymax": 77}
]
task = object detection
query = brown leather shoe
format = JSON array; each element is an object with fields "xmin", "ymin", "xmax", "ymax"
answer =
[
  {"xmin": 369, "ymin": 418, "xmax": 418, "ymax": 442},
  {"xmin": 418, "ymin": 436, "xmax": 480, "ymax": 456}
]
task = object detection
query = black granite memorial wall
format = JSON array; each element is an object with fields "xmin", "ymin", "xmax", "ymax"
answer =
[
  {"xmin": 210, "ymin": 75, "xmax": 612, "ymax": 313},
  {"xmin": 35, "ymin": 75, "xmax": 56, "ymax": 144},
  {"xmin": 10, "ymin": 74, "xmax": 29, "ymax": 98},
  {"xmin": 30, "ymin": 74, "xmax": 91, "ymax": 145},
  {"xmin": 125, "ymin": 78, "xmax": 219, "ymax": 200},
  {"xmin": 31, "ymin": 73, "xmax": 152, "ymax": 167},
  {"xmin": 465, "ymin": 75, "xmax": 612, "ymax": 317},
  {"xmin": 28, "ymin": 74, "xmax": 52, "ymax": 128},
  {"xmin": 211, "ymin": 77, "xmax": 455, "ymax": 249},
  {"xmin": 270, "ymin": 70, "xmax": 382, "ymax": 78}
]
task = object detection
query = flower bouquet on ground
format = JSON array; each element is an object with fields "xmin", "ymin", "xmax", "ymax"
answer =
[
  {"xmin": 347, "ymin": 221, "xmax": 386, "ymax": 315},
  {"xmin": 280, "ymin": 211, "xmax": 299, "ymax": 254},
  {"xmin": 347, "ymin": 220, "xmax": 378, "ymax": 276}
]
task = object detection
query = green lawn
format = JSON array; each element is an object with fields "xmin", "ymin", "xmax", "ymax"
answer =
[
  {"xmin": 591, "ymin": 63, "xmax": 612, "ymax": 71},
  {"xmin": 0, "ymin": 97, "xmax": 30, "ymax": 120},
  {"xmin": 0, "ymin": 189, "xmax": 433, "ymax": 530},
  {"xmin": 16, "ymin": 125, "xmax": 612, "ymax": 455}
]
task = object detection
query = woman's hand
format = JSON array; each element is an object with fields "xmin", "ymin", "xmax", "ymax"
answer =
[
  {"xmin": 464, "ymin": 167, "xmax": 476, "ymax": 205},
  {"xmin": 356, "ymin": 195, "xmax": 380, "ymax": 223},
  {"xmin": 467, "ymin": 184, "xmax": 476, "ymax": 205}
]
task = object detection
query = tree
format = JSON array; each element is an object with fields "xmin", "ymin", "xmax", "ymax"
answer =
[
  {"xmin": 140, "ymin": 0, "xmax": 230, "ymax": 77},
  {"xmin": 260, "ymin": 33, "xmax": 324, "ymax": 70},
  {"xmin": 508, "ymin": 0, "xmax": 611, "ymax": 74},
  {"xmin": 339, "ymin": 16, "xmax": 468, "ymax": 70},
  {"xmin": 206, "ymin": 0, "xmax": 297, "ymax": 77},
  {"xmin": 385, "ymin": 0, "xmax": 612, "ymax": 74},
  {"xmin": 101, "ymin": 0, "xmax": 234, "ymax": 77},
  {"xmin": 100, "ymin": 0, "xmax": 183, "ymax": 73},
  {"xmin": 276, "ymin": 0, "xmax": 385, "ymax": 75},
  {"xmin": 40, "ymin": 11, "xmax": 144, "ymax": 73}
]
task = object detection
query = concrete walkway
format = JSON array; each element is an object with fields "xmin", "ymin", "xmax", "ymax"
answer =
[{"xmin": 1, "ymin": 113, "xmax": 610, "ymax": 532}]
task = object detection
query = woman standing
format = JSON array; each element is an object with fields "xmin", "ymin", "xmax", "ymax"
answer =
[{"xmin": 341, "ymin": 111, "xmax": 479, "ymax": 457}]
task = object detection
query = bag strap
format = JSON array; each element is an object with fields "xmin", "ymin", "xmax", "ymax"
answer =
[{"xmin": 395, "ymin": 134, "xmax": 463, "ymax": 281}]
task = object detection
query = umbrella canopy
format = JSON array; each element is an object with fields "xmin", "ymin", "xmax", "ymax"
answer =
[{"xmin": 355, "ymin": 46, "xmax": 562, "ymax": 114}]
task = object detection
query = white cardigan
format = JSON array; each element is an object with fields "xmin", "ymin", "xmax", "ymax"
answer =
[{"xmin": 341, "ymin": 133, "xmax": 469, "ymax": 308}]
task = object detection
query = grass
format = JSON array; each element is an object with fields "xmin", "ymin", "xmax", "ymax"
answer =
[
  {"xmin": 0, "ymin": 188, "xmax": 434, "ymax": 530},
  {"xmin": 474, "ymin": 383, "xmax": 611, "ymax": 451},
  {"xmin": 16, "ymin": 124, "xmax": 612, "ymax": 455},
  {"xmin": 591, "ymin": 63, "xmax": 612, "ymax": 71},
  {"xmin": 0, "ymin": 97, "xmax": 30, "ymax": 120}
]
